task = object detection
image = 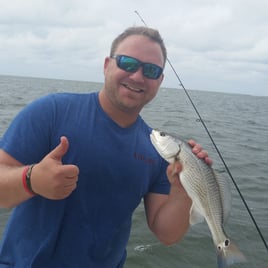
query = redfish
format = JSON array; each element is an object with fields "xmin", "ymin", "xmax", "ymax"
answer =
[{"xmin": 150, "ymin": 129, "xmax": 246, "ymax": 268}]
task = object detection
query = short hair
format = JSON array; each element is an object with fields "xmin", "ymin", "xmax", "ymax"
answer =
[{"xmin": 110, "ymin": 26, "xmax": 167, "ymax": 66}]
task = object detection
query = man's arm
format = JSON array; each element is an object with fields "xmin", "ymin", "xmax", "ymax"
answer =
[
  {"xmin": 0, "ymin": 149, "xmax": 30, "ymax": 208},
  {"xmin": 144, "ymin": 162, "xmax": 191, "ymax": 245}
]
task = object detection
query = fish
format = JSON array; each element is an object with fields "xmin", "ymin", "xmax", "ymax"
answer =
[{"xmin": 150, "ymin": 129, "xmax": 246, "ymax": 268}]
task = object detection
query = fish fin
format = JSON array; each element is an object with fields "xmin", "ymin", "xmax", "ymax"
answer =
[
  {"xmin": 217, "ymin": 239, "xmax": 246, "ymax": 268},
  {"xmin": 180, "ymin": 173, "xmax": 205, "ymax": 225},
  {"xmin": 189, "ymin": 204, "xmax": 204, "ymax": 225}
]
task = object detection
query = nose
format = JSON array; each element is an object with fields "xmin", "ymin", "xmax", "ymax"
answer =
[{"xmin": 128, "ymin": 66, "xmax": 145, "ymax": 82}]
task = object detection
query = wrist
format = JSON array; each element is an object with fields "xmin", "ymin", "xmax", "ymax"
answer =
[{"xmin": 22, "ymin": 164, "xmax": 37, "ymax": 196}]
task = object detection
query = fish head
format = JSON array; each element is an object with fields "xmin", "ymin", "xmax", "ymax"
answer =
[{"xmin": 150, "ymin": 129, "xmax": 181, "ymax": 163}]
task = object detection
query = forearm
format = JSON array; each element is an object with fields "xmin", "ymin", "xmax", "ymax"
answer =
[
  {"xmin": 150, "ymin": 186, "xmax": 192, "ymax": 245},
  {"xmin": 0, "ymin": 164, "xmax": 33, "ymax": 208}
]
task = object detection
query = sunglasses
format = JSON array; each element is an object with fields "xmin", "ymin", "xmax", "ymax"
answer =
[{"xmin": 111, "ymin": 54, "xmax": 163, "ymax": 80}]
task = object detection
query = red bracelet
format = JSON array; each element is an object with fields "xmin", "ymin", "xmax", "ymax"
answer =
[{"xmin": 22, "ymin": 165, "xmax": 36, "ymax": 195}]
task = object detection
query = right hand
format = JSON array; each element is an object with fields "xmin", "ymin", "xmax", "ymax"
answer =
[{"xmin": 30, "ymin": 136, "xmax": 79, "ymax": 200}]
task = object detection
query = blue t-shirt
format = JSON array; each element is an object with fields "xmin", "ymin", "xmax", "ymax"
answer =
[{"xmin": 0, "ymin": 92, "xmax": 170, "ymax": 268}]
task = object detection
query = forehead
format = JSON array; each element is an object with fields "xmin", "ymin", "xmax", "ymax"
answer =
[{"xmin": 115, "ymin": 35, "xmax": 164, "ymax": 65}]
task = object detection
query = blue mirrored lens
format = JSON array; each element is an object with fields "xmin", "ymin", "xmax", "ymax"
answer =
[
  {"xmin": 118, "ymin": 56, "xmax": 139, "ymax": 72},
  {"xmin": 143, "ymin": 63, "xmax": 162, "ymax": 79}
]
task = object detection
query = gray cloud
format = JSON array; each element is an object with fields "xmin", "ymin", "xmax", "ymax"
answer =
[{"xmin": 0, "ymin": 0, "xmax": 267, "ymax": 96}]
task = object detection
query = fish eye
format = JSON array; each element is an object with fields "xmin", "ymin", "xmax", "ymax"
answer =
[
  {"xmin": 160, "ymin": 132, "xmax": 166, "ymax": 137},
  {"xmin": 224, "ymin": 239, "xmax": 230, "ymax": 247}
]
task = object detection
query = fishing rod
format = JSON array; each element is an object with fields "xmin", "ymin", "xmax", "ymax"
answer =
[{"xmin": 134, "ymin": 10, "xmax": 268, "ymax": 252}]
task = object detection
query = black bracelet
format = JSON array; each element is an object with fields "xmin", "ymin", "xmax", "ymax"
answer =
[{"xmin": 26, "ymin": 164, "xmax": 36, "ymax": 195}]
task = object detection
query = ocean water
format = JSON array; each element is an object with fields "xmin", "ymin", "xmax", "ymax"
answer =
[{"xmin": 0, "ymin": 75, "xmax": 267, "ymax": 267}]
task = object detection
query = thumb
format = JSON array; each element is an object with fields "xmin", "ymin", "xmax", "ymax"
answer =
[
  {"xmin": 167, "ymin": 161, "xmax": 183, "ymax": 186},
  {"xmin": 49, "ymin": 136, "xmax": 69, "ymax": 161}
]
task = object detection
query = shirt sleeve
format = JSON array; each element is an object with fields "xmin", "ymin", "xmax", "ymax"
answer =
[
  {"xmin": 0, "ymin": 94, "xmax": 56, "ymax": 164},
  {"xmin": 149, "ymin": 158, "xmax": 170, "ymax": 195}
]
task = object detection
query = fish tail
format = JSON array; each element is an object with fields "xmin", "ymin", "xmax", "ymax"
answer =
[{"xmin": 217, "ymin": 240, "xmax": 246, "ymax": 268}]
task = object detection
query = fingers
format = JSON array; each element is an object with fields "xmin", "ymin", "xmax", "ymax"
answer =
[
  {"xmin": 31, "ymin": 163, "xmax": 79, "ymax": 200},
  {"xmin": 203, "ymin": 156, "xmax": 213, "ymax": 166},
  {"xmin": 188, "ymin": 139, "xmax": 213, "ymax": 165},
  {"xmin": 49, "ymin": 164, "xmax": 79, "ymax": 198},
  {"xmin": 59, "ymin": 163, "xmax": 80, "ymax": 179}
]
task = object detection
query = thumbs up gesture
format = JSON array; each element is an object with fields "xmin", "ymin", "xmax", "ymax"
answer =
[{"xmin": 30, "ymin": 136, "xmax": 79, "ymax": 200}]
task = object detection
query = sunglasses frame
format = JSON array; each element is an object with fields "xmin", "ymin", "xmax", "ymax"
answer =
[{"xmin": 111, "ymin": 54, "xmax": 163, "ymax": 80}]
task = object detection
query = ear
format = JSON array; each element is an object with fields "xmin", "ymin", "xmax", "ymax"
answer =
[
  {"xmin": 103, "ymin": 57, "xmax": 111, "ymax": 75},
  {"xmin": 159, "ymin": 73, "xmax": 164, "ymax": 83}
]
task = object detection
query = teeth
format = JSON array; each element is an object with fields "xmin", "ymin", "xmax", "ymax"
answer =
[{"xmin": 122, "ymin": 83, "xmax": 143, "ymax": 93}]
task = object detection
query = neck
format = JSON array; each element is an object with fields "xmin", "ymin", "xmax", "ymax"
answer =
[{"xmin": 98, "ymin": 89, "xmax": 140, "ymax": 128}]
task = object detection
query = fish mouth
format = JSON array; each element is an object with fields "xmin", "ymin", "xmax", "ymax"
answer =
[{"xmin": 121, "ymin": 83, "xmax": 144, "ymax": 93}]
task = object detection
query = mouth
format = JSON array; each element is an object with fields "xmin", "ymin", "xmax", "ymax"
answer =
[{"xmin": 121, "ymin": 83, "xmax": 144, "ymax": 93}]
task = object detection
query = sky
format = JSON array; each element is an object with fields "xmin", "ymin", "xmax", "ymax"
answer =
[{"xmin": 0, "ymin": 0, "xmax": 268, "ymax": 96}]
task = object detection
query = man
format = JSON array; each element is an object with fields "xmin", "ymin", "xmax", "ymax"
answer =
[{"xmin": 0, "ymin": 26, "xmax": 211, "ymax": 267}]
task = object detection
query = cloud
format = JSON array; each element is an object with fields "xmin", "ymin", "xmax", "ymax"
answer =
[{"xmin": 0, "ymin": 0, "xmax": 267, "ymax": 95}]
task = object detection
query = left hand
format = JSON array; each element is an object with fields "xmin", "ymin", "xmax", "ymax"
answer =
[
  {"xmin": 188, "ymin": 139, "xmax": 213, "ymax": 165},
  {"xmin": 166, "ymin": 140, "xmax": 213, "ymax": 189}
]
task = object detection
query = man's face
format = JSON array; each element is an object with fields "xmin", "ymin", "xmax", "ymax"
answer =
[{"xmin": 103, "ymin": 35, "xmax": 164, "ymax": 114}]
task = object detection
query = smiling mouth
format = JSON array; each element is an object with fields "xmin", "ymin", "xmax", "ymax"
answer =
[{"xmin": 121, "ymin": 83, "xmax": 144, "ymax": 93}]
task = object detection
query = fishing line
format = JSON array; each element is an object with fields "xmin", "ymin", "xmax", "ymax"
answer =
[{"xmin": 134, "ymin": 10, "xmax": 268, "ymax": 252}]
